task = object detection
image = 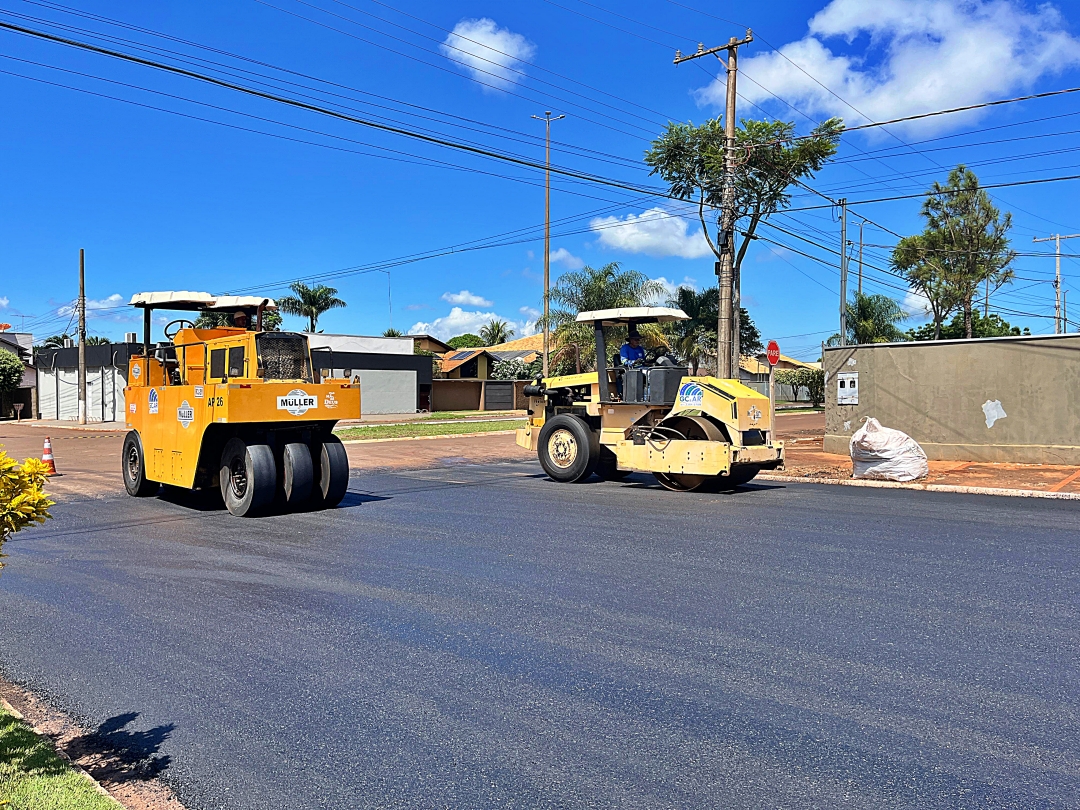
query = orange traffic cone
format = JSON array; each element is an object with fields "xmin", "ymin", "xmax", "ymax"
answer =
[{"xmin": 41, "ymin": 436, "xmax": 57, "ymax": 476}]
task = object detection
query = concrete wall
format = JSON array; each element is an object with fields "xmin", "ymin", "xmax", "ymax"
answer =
[
  {"xmin": 352, "ymin": 369, "xmax": 416, "ymax": 414},
  {"xmin": 824, "ymin": 334, "xmax": 1080, "ymax": 464},
  {"xmin": 308, "ymin": 334, "xmax": 414, "ymax": 355}
]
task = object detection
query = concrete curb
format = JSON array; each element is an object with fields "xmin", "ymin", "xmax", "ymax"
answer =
[
  {"xmin": 340, "ymin": 430, "xmax": 519, "ymax": 445},
  {"xmin": 26, "ymin": 422, "xmax": 126, "ymax": 433},
  {"xmin": 757, "ymin": 473, "xmax": 1080, "ymax": 500}
]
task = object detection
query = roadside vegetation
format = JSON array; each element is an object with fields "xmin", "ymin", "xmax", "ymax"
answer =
[
  {"xmin": 1, "ymin": 704, "xmax": 120, "ymax": 810},
  {"xmin": 419, "ymin": 410, "xmax": 519, "ymax": 420},
  {"xmin": 336, "ymin": 420, "xmax": 525, "ymax": 441}
]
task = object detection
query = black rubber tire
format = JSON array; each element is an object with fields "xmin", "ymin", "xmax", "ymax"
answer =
[
  {"xmin": 313, "ymin": 435, "xmax": 349, "ymax": 508},
  {"xmin": 537, "ymin": 414, "xmax": 598, "ymax": 483},
  {"xmin": 282, "ymin": 442, "xmax": 314, "ymax": 508},
  {"xmin": 597, "ymin": 446, "xmax": 630, "ymax": 480},
  {"xmin": 122, "ymin": 431, "xmax": 159, "ymax": 497},
  {"xmin": 712, "ymin": 465, "xmax": 760, "ymax": 490},
  {"xmin": 219, "ymin": 437, "xmax": 276, "ymax": 517}
]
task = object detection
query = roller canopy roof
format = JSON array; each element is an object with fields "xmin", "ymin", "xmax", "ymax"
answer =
[
  {"xmin": 575, "ymin": 307, "xmax": 689, "ymax": 325},
  {"xmin": 129, "ymin": 292, "xmax": 277, "ymax": 310}
]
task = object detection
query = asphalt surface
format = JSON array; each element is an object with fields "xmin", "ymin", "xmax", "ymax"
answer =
[{"xmin": 0, "ymin": 462, "xmax": 1077, "ymax": 809}]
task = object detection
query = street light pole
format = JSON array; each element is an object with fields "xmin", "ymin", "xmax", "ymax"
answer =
[
  {"xmin": 674, "ymin": 30, "xmax": 753, "ymax": 379},
  {"xmin": 839, "ymin": 200, "xmax": 848, "ymax": 346},
  {"xmin": 532, "ymin": 110, "xmax": 564, "ymax": 377},
  {"xmin": 77, "ymin": 248, "xmax": 87, "ymax": 425}
]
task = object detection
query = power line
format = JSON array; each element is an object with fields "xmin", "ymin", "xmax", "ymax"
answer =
[
  {"xmin": 13, "ymin": 0, "xmax": 649, "ymax": 168},
  {"xmin": 0, "ymin": 19, "xmax": 677, "ymax": 199}
]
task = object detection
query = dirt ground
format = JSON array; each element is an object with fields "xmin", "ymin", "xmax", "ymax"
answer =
[
  {"xmin": 4, "ymin": 412, "xmax": 1080, "ymax": 497},
  {"xmin": 1, "ymin": 679, "xmax": 185, "ymax": 810}
]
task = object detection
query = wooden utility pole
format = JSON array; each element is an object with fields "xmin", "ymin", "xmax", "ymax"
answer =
[
  {"xmin": 674, "ymin": 29, "xmax": 753, "ymax": 379},
  {"xmin": 77, "ymin": 248, "xmax": 87, "ymax": 425},
  {"xmin": 839, "ymin": 200, "xmax": 848, "ymax": 346},
  {"xmin": 532, "ymin": 111, "xmax": 565, "ymax": 377},
  {"xmin": 1033, "ymin": 233, "xmax": 1080, "ymax": 334}
]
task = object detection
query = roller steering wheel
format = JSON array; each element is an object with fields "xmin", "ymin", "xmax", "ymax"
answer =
[{"xmin": 164, "ymin": 319, "xmax": 196, "ymax": 340}]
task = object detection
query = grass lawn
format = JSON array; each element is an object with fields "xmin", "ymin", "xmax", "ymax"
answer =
[
  {"xmin": 0, "ymin": 705, "xmax": 119, "ymax": 810},
  {"xmin": 419, "ymin": 410, "xmax": 520, "ymax": 420},
  {"xmin": 337, "ymin": 420, "xmax": 526, "ymax": 441}
]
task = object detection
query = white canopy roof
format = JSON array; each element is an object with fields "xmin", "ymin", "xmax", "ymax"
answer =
[
  {"xmin": 129, "ymin": 292, "xmax": 276, "ymax": 310},
  {"xmin": 207, "ymin": 295, "xmax": 277, "ymax": 311},
  {"xmin": 576, "ymin": 306, "xmax": 689, "ymax": 324},
  {"xmin": 129, "ymin": 291, "xmax": 215, "ymax": 308}
]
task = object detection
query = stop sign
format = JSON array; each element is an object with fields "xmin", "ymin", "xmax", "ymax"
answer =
[{"xmin": 766, "ymin": 340, "xmax": 780, "ymax": 366}]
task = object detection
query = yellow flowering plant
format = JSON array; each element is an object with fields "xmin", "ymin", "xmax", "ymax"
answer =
[{"xmin": 0, "ymin": 447, "xmax": 54, "ymax": 568}]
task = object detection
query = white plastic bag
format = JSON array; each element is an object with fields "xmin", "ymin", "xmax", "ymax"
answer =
[{"xmin": 849, "ymin": 417, "xmax": 928, "ymax": 482}]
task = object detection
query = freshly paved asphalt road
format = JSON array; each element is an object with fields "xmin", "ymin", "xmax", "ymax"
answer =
[{"xmin": 0, "ymin": 462, "xmax": 1077, "ymax": 809}]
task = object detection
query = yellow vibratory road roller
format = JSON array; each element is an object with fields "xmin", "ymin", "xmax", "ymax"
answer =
[
  {"xmin": 121, "ymin": 291, "xmax": 361, "ymax": 516},
  {"xmin": 516, "ymin": 307, "xmax": 784, "ymax": 491}
]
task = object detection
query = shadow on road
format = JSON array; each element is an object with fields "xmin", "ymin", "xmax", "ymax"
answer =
[{"xmin": 64, "ymin": 712, "xmax": 174, "ymax": 784}]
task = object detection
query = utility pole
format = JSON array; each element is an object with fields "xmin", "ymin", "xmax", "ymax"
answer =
[
  {"xmin": 839, "ymin": 199, "xmax": 848, "ymax": 346},
  {"xmin": 857, "ymin": 220, "xmax": 864, "ymax": 297},
  {"xmin": 532, "ymin": 110, "xmax": 564, "ymax": 377},
  {"xmin": 674, "ymin": 29, "xmax": 753, "ymax": 379},
  {"xmin": 1033, "ymin": 233, "xmax": 1080, "ymax": 334},
  {"xmin": 77, "ymin": 248, "xmax": 87, "ymax": 425}
]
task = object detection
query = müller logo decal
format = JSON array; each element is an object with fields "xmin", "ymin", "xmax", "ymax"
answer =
[
  {"xmin": 177, "ymin": 400, "xmax": 194, "ymax": 429},
  {"xmin": 277, "ymin": 389, "xmax": 317, "ymax": 416}
]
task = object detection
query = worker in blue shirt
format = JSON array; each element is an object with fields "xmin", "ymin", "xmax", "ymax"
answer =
[{"xmin": 619, "ymin": 331, "xmax": 646, "ymax": 366}]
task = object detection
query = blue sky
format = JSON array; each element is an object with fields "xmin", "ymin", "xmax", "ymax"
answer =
[{"xmin": 2, "ymin": 0, "xmax": 1080, "ymax": 359}]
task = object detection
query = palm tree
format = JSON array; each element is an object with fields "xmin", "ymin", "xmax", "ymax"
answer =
[
  {"xmin": 39, "ymin": 334, "xmax": 70, "ymax": 349},
  {"xmin": 829, "ymin": 292, "xmax": 907, "ymax": 345},
  {"xmin": 544, "ymin": 263, "xmax": 665, "ymax": 369},
  {"xmin": 479, "ymin": 319, "xmax": 514, "ymax": 346},
  {"xmin": 277, "ymin": 282, "xmax": 346, "ymax": 332},
  {"xmin": 382, "ymin": 327, "xmax": 404, "ymax": 337},
  {"xmin": 85, "ymin": 336, "xmax": 111, "ymax": 345},
  {"xmin": 665, "ymin": 286, "xmax": 717, "ymax": 374}
]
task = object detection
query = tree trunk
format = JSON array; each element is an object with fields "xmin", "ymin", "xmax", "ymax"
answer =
[{"xmin": 963, "ymin": 300, "xmax": 973, "ymax": 338}]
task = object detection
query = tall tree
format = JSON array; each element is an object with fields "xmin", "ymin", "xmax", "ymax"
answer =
[
  {"xmin": 893, "ymin": 165, "xmax": 1015, "ymax": 339},
  {"xmin": 277, "ymin": 282, "xmax": 346, "ymax": 332},
  {"xmin": 907, "ymin": 311, "xmax": 1029, "ymax": 341},
  {"xmin": 447, "ymin": 333, "xmax": 484, "ymax": 350},
  {"xmin": 544, "ymin": 263, "xmax": 665, "ymax": 370},
  {"xmin": 479, "ymin": 319, "xmax": 514, "ymax": 346},
  {"xmin": 829, "ymin": 293, "xmax": 907, "ymax": 345},
  {"xmin": 645, "ymin": 116, "xmax": 842, "ymax": 359}
]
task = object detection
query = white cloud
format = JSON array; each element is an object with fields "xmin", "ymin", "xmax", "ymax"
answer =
[
  {"xmin": 520, "ymin": 305, "xmax": 541, "ymax": 319},
  {"xmin": 410, "ymin": 307, "xmax": 537, "ymax": 342},
  {"xmin": 441, "ymin": 18, "xmax": 536, "ymax": 90},
  {"xmin": 58, "ymin": 293, "xmax": 126, "ymax": 319},
  {"xmin": 653, "ymin": 275, "xmax": 700, "ymax": 302},
  {"xmin": 590, "ymin": 208, "xmax": 712, "ymax": 259},
  {"xmin": 549, "ymin": 247, "xmax": 584, "ymax": 270},
  {"xmin": 696, "ymin": 0, "xmax": 1080, "ymax": 135},
  {"xmin": 442, "ymin": 290, "xmax": 493, "ymax": 307},
  {"xmin": 902, "ymin": 288, "xmax": 931, "ymax": 319},
  {"xmin": 0, "ymin": 296, "xmax": 8, "ymax": 308}
]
